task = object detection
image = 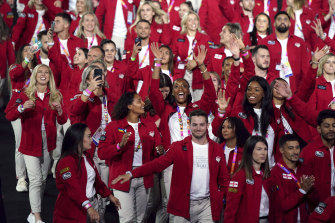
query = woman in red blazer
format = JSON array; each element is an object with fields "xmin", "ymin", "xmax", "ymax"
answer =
[
  {"xmin": 75, "ymin": 12, "xmax": 105, "ymax": 49},
  {"xmin": 224, "ymin": 135, "xmax": 271, "ymax": 223},
  {"xmin": 54, "ymin": 123, "xmax": 120, "ymax": 223},
  {"xmin": 98, "ymin": 91, "xmax": 162, "ymax": 223},
  {"xmin": 6, "ymin": 64, "xmax": 67, "ymax": 223},
  {"xmin": 69, "ymin": 0, "xmax": 93, "ymax": 35}
]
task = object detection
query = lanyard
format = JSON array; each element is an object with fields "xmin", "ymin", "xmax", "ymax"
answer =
[
  {"xmin": 308, "ymin": 0, "xmax": 312, "ymax": 7},
  {"xmin": 168, "ymin": 70, "xmax": 173, "ymax": 83},
  {"xmin": 102, "ymin": 96, "xmax": 109, "ymax": 125},
  {"xmin": 120, "ymin": 0, "xmax": 128, "ymax": 10},
  {"xmin": 176, "ymin": 106, "xmax": 190, "ymax": 137},
  {"xmin": 88, "ymin": 35, "xmax": 95, "ymax": 49},
  {"xmin": 264, "ymin": 0, "xmax": 270, "ymax": 15},
  {"xmin": 168, "ymin": 0, "xmax": 175, "ymax": 14},
  {"xmin": 23, "ymin": 78, "xmax": 30, "ymax": 89},
  {"xmin": 276, "ymin": 162, "xmax": 301, "ymax": 188},
  {"xmin": 186, "ymin": 39, "xmax": 197, "ymax": 61},
  {"xmin": 139, "ymin": 46, "xmax": 150, "ymax": 67},
  {"xmin": 59, "ymin": 38, "xmax": 73, "ymax": 66},
  {"xmin": 224, "ymin": 145, "xmax": 238, "ymax": 175},
  {"xmin": 135, "ymin": 140, "xmax": 142, "ymax": 152}
]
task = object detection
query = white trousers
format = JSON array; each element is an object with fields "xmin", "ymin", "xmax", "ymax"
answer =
[
  {"xmin": 113, "ymin": 177, "xmax": 148, "ymax": 223},
  {"xmin": 23, "ymin": 131, "xmax": 52, "ymax": 213},
  {"xmin": 11, "ymin": 118, "xmax": 26, "ymax": 179},
  {"xmin": 169, "ymin": 197, "xmax": 213, "ymax": 223},
  {"xmin": 111, "ymin": 35, "xmax": 126, "ymax": 61}
]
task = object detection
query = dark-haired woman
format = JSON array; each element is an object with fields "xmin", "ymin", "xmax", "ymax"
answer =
[
  {"xmin": 54, "ymin": 123, "xmax": 120, "ymax": 223},
  {"xmin": 98, "ymin": 92, "xmax": 163, "ymax": 223},
  {"xmin": 159, "ymin": 45, "xmax": 174, "ymax": 83},
  {"xmin": 245, "ymin": 13, "xmax": 272, "ymax": 48},
  {"xmin": 224, "ymin": 136, "xmax": 271, "ymax": 222}
]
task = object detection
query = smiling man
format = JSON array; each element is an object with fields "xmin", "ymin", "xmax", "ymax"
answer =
[
  {"xmin": 299, "ymin": 110, "xmax": 335, "ymax": 211},
  {"xmin": 112, "ymin": 109, "xmax": 230, "ymax": 222}
]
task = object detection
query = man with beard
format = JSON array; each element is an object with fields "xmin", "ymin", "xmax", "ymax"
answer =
[
  {"xmin": 269, "ymin": 134, "xmax": 315, "ymax": 222},
  {"xmin": 299, "ymin": 109, "xmax": 335, "ymax": 211},
  {"xmin": 112, "ymin": 109, "xmax": 230, "ymax": 222},
  {"xmin": 259, "ymin": 11, "xmax": 311, "ymax": 95}
]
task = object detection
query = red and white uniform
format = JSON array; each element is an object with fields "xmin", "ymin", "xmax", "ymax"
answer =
[
  {"xmin": 0, "ymin": 1, "xmax": 14, "ymax": 28},
  {"xmin": 5, "ymin": 90, "xmax": 67, "ymax": 157},
  {"xmin": 98, "ymin": 117, "xmax": 162, "ymax": 191},
  {"xmin": 8, "ymin": 64, "xmax": 31, "ymax": 92},
  {"xmin": 309, "ymin": 196, "xmax": 335, "ymax": 223},
  {"xmin": 224, "ymin": 168, "xmax": 271, "ymax": 222},
  {"xmin": 131, "ymin": 136, "xmax": 230, "ymax": 221},
  {"xmin": 54, "ymin": 154, "xmax": 112, "ymax": 223},
  {"xmin": 268, "ymin": 159, "xmax": 310, "ymax": 223},
  {"xmin": 0, "ymin": 38, "xmax": 15, "ymax": 79}
]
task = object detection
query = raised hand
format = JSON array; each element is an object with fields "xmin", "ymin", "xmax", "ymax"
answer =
[
  {"xmin": 311, "ymin": 19, "xmax": 324, "ymax": 38},
  {"xmin": 194, "ymin": 45, "xmax": 207, "ymax": 66},
  {"xmin": 312, "ymin": 46, "xmax": 329, "ymax": 62},
  {"xmin": 112, "ymin": 173, "xmax": 132, "ymax": 185},
  {"xmin": 150, "ymin": 42, "xmax": 163, "ymax": 60},
  {"xmin": 119, "ymin": 132, "xmax": 131, "ymax": 148},
  {"xmin": 274, "ymin": 80, "xmax": 292, "ymax": 99},
  {"xmin": 217, "ymin": 89, "xmax": 231, "ymax": 112},
  {"xmin": 300, "ymin": 175, "xmax": 315, "ymax": 193},
  {"xmin": 87, "ymin": 75, "xmax": 104, "ymax": 92}
]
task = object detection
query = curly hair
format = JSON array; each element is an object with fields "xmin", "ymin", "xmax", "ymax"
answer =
[{"xmin": 112, "ymin": 92, "xmax": 138, "ymax": 120}]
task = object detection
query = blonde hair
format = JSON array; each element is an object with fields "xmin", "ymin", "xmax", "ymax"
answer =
[
  {"xmin": 25, "ymin": 64, "xmax": 62, "ymax": 107},
  {"xmin": 28, "ymin": 0, "xmax": 46, "ymax": 9},
  {"xmin": 76, "ymin": 12, "xmax": 105, "ymax": 39},
  {"xmin": 80, "ymin": 64, "xmax": 108, "ymax": 91},
  {"xmin": 286, "ymin": 0, "xmax": 306, "ymax": 20},
  {"xmin": 180, "ymin": 11, "xmax": 202, "ymax": 35},
  {"xmin": 76, "ymin": 0, "xmax": 93, "ymax": 16},
  {"xmin": 129, "ymin": 1, "xmax": 167, "ymax": 31},
  {"xmin": 317, "ymin": 53, "xmax": 335, "ymax": 77}
]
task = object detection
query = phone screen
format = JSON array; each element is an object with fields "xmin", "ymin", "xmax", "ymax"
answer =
[{"xmin": 93, "ymin": 69, "xmax": 103, "ymax": 86}]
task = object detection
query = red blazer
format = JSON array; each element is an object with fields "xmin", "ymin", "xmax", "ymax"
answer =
[
  {"xmin": 8, "ymin": 64, "xmax": 31, "ymax": 91},
  {"xmin": 159, "ymin": 0, "xmax": 185, "ymax": 30},
  {"xmin": 220, "ymin": 142, "xmax": 243, "ymax": 177},
  {"xmin": 198, "ymin": 0, "xmax": 228, "ymax": 45},
  {"xmin": 172, "ymin": 32, "xmax": 210, "ymax": 90},
  {"xmin": 95, "ymin": 0, "xmax": 140, "ymax": 39},
  {"xmin": 310, "ymin": 75, "xmax": 335, "ymax": 111},
  {"xmin": 69, "ymin": 14, "xmax": 80, "ymax": 35},
  {"xmin": 98, "ymin": 117, "xmax": 162, "ymax": 191},
  {"xmin": 12, "ymin": 6, "xmax": 52, "ymax": 50},
  {"xmin": 0, "ymin": 1, "xmax": 14, "ymax": 28},
  {"xmin": 288, "ymin": 6, "xmax": 317, "ymax": 50},
  {"xmin": 268, "ymin": 159, "xmax": 309, "ymax": 223},
  {"xmin": 224, "ymin": 168, "xmax": 270, "ymax": 223},
  {"xmin": 309, "ymin": 196, "xmax": 335, "ymax": 223},
  {"xmin": 131, "ymin": 136, "xmax": 229, "ymax": 221},
  {"xmin": 69, "ymin": 89, "xmax": 114, "ymax": 156},
  {"xmin": 82, "ymin": 34, "xmax": 103, "ymax": 49},
  {"xmin": 300, "ymin": 136, "xmax": 335, "ymax": 210},
  {"xmin": 253, "ymin": 0, "xmax": 284, "ymax": 26},
  {"xmin": 207, "ymin": 46, "xmax": 227, "ymax": 76},
  {"xmin": 258, "ymin": 34, "xmax": 311, "ymax": 94},
  {"xmin": 5, "ymin": 90, "xmax": 67, "ymax": 156},
  {"xmin": 53, "ymin": 154, "xmax": 111, "ymax": 223},
  {"xmin": 52, "ymin": 34, "xmax": 85, "ymax": 66},
  {"xmin": 0, "ymin": 39, "xmax": 15, "ymax": 79},
  {"xmin": 149, "ymin": 78, "xmax": 216, "ymax": 149},
  {"xmin": 124, "ymin": 43, "xmax": 155, "ymax": 69}
]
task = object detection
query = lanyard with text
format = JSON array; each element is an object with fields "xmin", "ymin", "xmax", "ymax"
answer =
[
  {"xmin": 120, "ymin": 0, "xmax": 128, "ymax": 10},
  {"xmin": 88, "ymin": 35, "xmax": 95, "ymax": 49},
  {"xmin": 168, "ymin": 0, "xmax": 175, "ymax": 14},
  {"xmin": 139, "ymin": 46, "xmax": 150, "ymax": 67},
  {"xmin": 186, "ymin": 39, "xmax": 197, "ymax": 61},
  {"xmin": 276, "ymin": 162, "xmax": 301, "ymax": 188},
  {"xmin": 59, "ymin": 38, "xmax": 73, "ymax": 68},
  {"xmin": 176, "ymin": 106, "xmax": 190, "ymax": 137},
  {"xmin": 264, "ymin": 0, "xmax": 270, "ymax": 15},
  {"xmin": 31, "ymin": 21, "xmax": 45, "ymax": 44},
  {"xmin": 224, "ymin": 145, "xmax": 238, "ymax": 175},
  {"xmin": 102, "ymin": 96, "xmax": 109, "ymax": 125}
]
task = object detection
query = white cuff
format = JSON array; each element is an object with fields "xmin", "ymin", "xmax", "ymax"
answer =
[
  {"xmin": 299, "ymin": 188, "xmax": 307, "ymax": 195},
  {"xmin": 126, "ymin": 171, "xmax": 132, "ymax": 178},
  {"xmin": 18, "ymin": 105, "xmax": 24, "ymax": 113}
]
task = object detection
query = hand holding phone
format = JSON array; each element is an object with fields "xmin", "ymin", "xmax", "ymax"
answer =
[{"xmin": 93, "ymin": 69, "xmax": 103, "ymax": 87}]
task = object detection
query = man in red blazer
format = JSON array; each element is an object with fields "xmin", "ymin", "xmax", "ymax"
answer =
[{"xmin": 112, "ymin": 109, "xmax": 230, "ymax": 222}]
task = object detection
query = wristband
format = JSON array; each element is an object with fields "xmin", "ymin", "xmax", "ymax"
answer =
[
  {"xmin": 83, "ymin": 89, "xmax": 92, "ymax": 97},
  {"xmin": 18, "ymin": 104, "xmax": 25, "ymax": 113},
  {"xmin": 126, "ymin": 171, "xmax": 133, "ymax": 178},
  {"xmin": 310, "ymin": 60, "xmax": 319, "ymax": 65},
  {"xmin": 321, "ymin": 33, "xmax": 327, "ymax": 41},
  {"xmin": 130, "ymin": 57, "xmax": 136, "ymax": 61},
  {"xmin": 233, "ymin": 57, "xmax": 240, "ymax": 61},
  {"xmin": 24, "ymin": 57, "xmax": 30, "ymax": 64},
  {"xmin": 286, "ymin": 95, "xmax": 293, "ymax": 100},
  {"xmin": 47, "ymin": 42, "xmax": 54, "ymax": 46},
  {"xmin": 84, "ymin": 203, "xmax": 92, "ymax": 210},
  {"xmin": 200, "ymin": 68, "xmax": 208, "ymax": 74},
  {"xmin": 218, "ymin": 108, "xmax": 225, "ymax": 118},
  {"xmin": 241, "ymin": 51, "xmax": 249, "ymax": 57},
  {"xmin": 155, "ymin": 63, "xmax": 161, "ymax": 67},
  {"xmin": 116, "ymin": 143, "xmax": 121, "ymax": 151}
]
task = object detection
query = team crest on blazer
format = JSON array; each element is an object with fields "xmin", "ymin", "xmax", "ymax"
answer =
[
  {"xmin": 315, "ymin": 151, "xmax": 324, "ymax": 157},
  {"xmin": 88, "ymin": 98, "xmax": 95, "ymax": 103},
  {"xmin": 128, "ymin": 0, "xmax": 133, "ymax": 3},
  {"xmin": 294, "ymin": 43, "xmax": 301, "ymax": 48},
  {"xmin": 267, "ymin": 40, "xmax": 275, "ymax": 45},
  {"xmin": 246, "ymin": 179, "xmax": 254, "ymax": 184},
  {"xmin": 216, "ymin": 156, "xmax": 221, "ymax": 162},
  {"xmin": 273, "ymin": 7, "xmax": 277, "ymax": 12},
  {"xmin": 172, "ymin": 25, "xmax": 180, "ymax": 31},
  {"xmin": 62, "ymin": 172, "xmax": 71, "ymax": 180},
  {"xmin": 298, "ymin": 158, "xmax": 304, "ymax": 163},
  {"xmin": 15, "ymin": 99, "xmax": 22, "ymax": 104},
  {"xmin": 315, "ymin": 206, "xmax": 324, "ymax": 214},
  {"xmin": 238, "ymin": 112, "xmax": 247, "ymax": 119},
  {"xmin": 230, "ymin": 0, "xmax": 235, "ymax": 4},
  {"xmin": 119, "ymin": 74, "xmax": 124, "ymax": 79},
  {"xmin": 157, "ymin": 29, "xmax": 162, "ymax": 34},
  {"xmin": 306, "ymin": 20, "xmax": 311, "ymax": 24},
  {"xmin": 149, "ymin": 131, "xmax": 155, "ymax": 137},
  {"xmin": 277, "ymin": 119, "xmax": 281, "ymax": 124},
  {"xmin": 174, "ymin": 6, "xmax": 180, "ymax": 11},
  {"xmin": 192, "ymin": 104, "xmax": 199, "ymax": 108}
]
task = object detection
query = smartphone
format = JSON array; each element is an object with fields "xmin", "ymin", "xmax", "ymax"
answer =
[
  {"xmin": 30, "ymin": 41, "xmax": 43, "ymax": 53},
  {"xmin": 50, "ymin": 21, "xmax": 55, "ymax": 34},
  {"xmin": 93, "ymin": 69, "xmax": 103, "ymax": 86},
  {"xmin": 135, "ymin": 37, "xmax": 141, "ymax": 51}
]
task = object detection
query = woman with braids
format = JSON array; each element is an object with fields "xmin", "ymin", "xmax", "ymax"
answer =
[
  {"xmin": 6, "ymin": 64, "xmax": 67, "ymax": 223},
  {"xmin": 98, "ymin": 92, "xmax": 163, "ymax": 223},
  {"xmin": 54, "ymin": 123, "xmax": 120, "ymax": 223},
  {"xmin": 224, "ymin": 136, "xmax": 271, "ymax": 222}
]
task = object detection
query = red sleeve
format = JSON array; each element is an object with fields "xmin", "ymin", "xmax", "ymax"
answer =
[
  {"xmin": 223, "ymin": 170, "xmax": 246, "ymax": 223},
  {"xmin": 309, "ymin": 198, "xmax": 335, "ymax": 223},
  {"xmin": 9, "ymin": 64, "xmax": 27, "ymax": 80},
  {"xmin": 295, "ymin": 66, "xmax": 317, "ymax": 102},
  {"xmin": 5, "ymin": 93, "xmax": 26, "ymax": 121},
  {"xmin": 287, "ymin": 95, "xmax": 318, "ymax": 127},
  {"xmin": 198, "ymin": 0, "xmax": 208, "ymax": 33},
  {"xmin": 69, "ymin": 95, "xmax": 88, "ymax": 124},
  {"xmin": 323, "ymin": 36, "xmax": 335, "ymax": 52},
  {"xmin": 7, "ymin": 39, "xmax": 15, "ymax": 66},
  {"xmin": 56, "ymin": 103, "xmax": 68, "ymax": 125},
  {"xmin": 219, "ymin": 0, "xmax": 235, "ymax": 21},
  {"xmin": 225, "ymin": 63, "xmax": 241, "ymax": 100},
  {"xmin": 211, "ymin": 115, "xmax": 225, "ymax": 138},
  {"xmin": 160, "ymin": 23, "xmax": 172, "ymax": 46},
  {"xmin": 196, "ymin": 78, "xmax": 217, "ymax": 114},
  {"xmin": 12, "ymin": 9, "xmax": 27, "ymax": 45},
  {"xmin": 148, "ymin": 79, "xmax": 166, "ymax": 116}
]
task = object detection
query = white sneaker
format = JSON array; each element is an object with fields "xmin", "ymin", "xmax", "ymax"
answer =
[
  {"xmin": 27, "ymin": 213, "xmax": 35, "ymax": 223},
  {"xmin": 16, "ymin": 178, "xmax": 28, "ymax": 192}
]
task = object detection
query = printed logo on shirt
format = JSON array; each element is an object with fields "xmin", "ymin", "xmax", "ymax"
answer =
[
  {"xmin": 256, "ymin": 2, "xmax": 261, "ymax": 5},
  {"xmin": 18, "ymin": 12, "xmax": 26, "ymax": 18},
  {"xmin": 62, "ymin": 172, "xmax": 72, "ymax": 180},
  {"xmin": 238, "ymin": 112, "xmax": 247, "ymax": 119},
  {"xmin": 229, "ymin": 181, "xmax": 238, "ymax": 187},
  {"xmin": 7, "ymin": 12, "xmax": 14, "ymax": 18},
  {"xmin": 282, "ymin": 173, "xmax": 293, "ymax": 179},
  {"xmin": 192, "ymin": 104, "xmax": 199, "ymax": 108},
  {"xmin": 294, "ymin": 43, "xmax": 301, "ymax": 48},
  {"xmin": 208, "ymin": 41, "xmax": 214, "ymax": 45},
  {"xmin": 273, "ymin": 7, "xmax": 278, "ymax": 12},
  {"xmin": 119, "ymin": 74, "xmax": 125, "ymax": 79},
  {"xmin": 246, "ymin": 179, "xmax": 254, "ymax": 184},
  {"xmin": 315, "ymin": 206, "xmax": 324, "ymax": 214},
  {"xmin": 267, "ymin": 40, "xmax": 275, "ymax": 45},
  {"xmin": 15, "ymin": 99, "xmax": 22, "ymax": 104},
  {"xmin": 298, "ymin": 158, "xmax": 304, "ymax": 163},
  {"xmin": 228, "ymin": 188, "xmax": 238, "ymax": 193},
  {"xmin": 177, "ymin": 38, "xmax": 185, "ymax": 42},
  {"xmin": 214, "ymin": 54, "xmax": 223, "ymax": 59},
  {"xmin": 60, "ymin": 167, "xmax": 70, "ymax": 174},
  {"xmin": 149, "ymin": 131, "xmax": 155, "ymax": 137},
  {"xmin": 100, "ymin": 135, "xmax": 106, "ymax": 141},
  {"xmin": 315, "ymin": 151, "xmax": 324, "ymax": 157},
  {"xmin": 70, "ymin": 94, "xmax": 81, "ymax": 101},
  {"xmin": 216, "ymin": 156, "xmax": 221, "ymax": 163},
  {"xmin": 27, "ymin": 13, "xmax": 34, "ymax": 18},
  {"xmin": 317, "ymin": 85, "xmax": 326, "ymax": 90},
  {"xmin": 157, "ymin": 29, "xmax": 162, "ymax": 34},
  {"xmin": 306, "ymin": 20, "xmax": 311, "ymax": 24},
  {"xmin": 172, "ymin": 25, "xmax": 181, "ymax": 31}
]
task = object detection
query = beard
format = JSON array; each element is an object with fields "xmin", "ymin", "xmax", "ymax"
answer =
[
  {"xmin": 41, "ymin": 47, "xmax": 48, "ymax": 55},
  {"xmin": 276, "ymin": 24, "xmax": 289, "ymax": 33},
  {"xmin": 256, "ymin": 62, "xmax": 269, "ymax": 71}
]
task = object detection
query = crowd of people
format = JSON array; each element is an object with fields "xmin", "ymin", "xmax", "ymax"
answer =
[{"xmin": 1, "ymin": 0, "xmax": 335, "ymax": 222}]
